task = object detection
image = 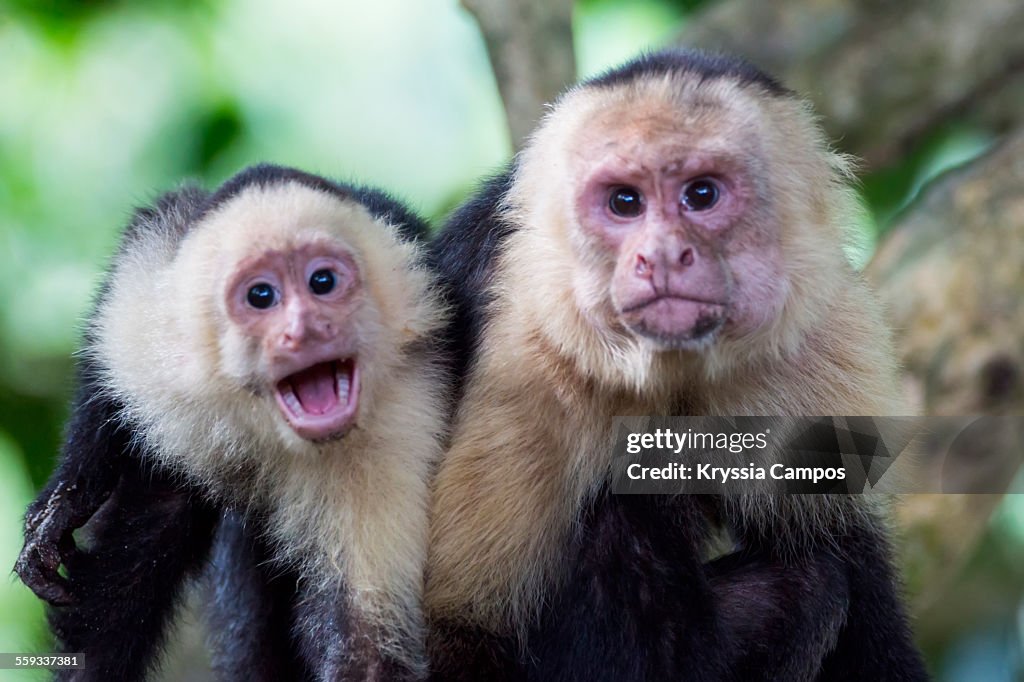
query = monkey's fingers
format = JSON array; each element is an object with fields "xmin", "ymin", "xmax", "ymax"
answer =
[
  {"xmin": 14, "ymin": 536, "xmax": 76, "ymax": 606},
  {"xmin": 16, "ymin": 507, "xmax": 78, "ymax": 602},
  {"xmin": 24, "ymin": 483, "xmax": 70, "ymax": 531}
]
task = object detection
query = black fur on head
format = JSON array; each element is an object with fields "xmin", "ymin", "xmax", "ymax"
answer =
[
  {"xmin": 583, "ymin": 48, "xmax": 792, "ymax": 98},
  {"xmin": 196, "ymin": 163, "xmax": 430, "ymax": 243}
]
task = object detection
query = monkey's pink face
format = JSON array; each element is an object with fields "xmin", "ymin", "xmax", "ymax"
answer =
[
  {"xmin": 575, "ymin": 143, "xmax": 785, "ymax": 351},
  {"xmin": 225, "ymin": 241, "xmax": 363, "ymax": 441}
]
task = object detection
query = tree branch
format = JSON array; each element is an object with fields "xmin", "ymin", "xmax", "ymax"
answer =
[
  {"xmin": 462, "ymin": 0, "xmax": 576, "ymax": 150},
  {"xmin": 866, "ymin": 129, "xmax": 1024, "ymax": 611},
  {"xmin": 678, "ymin": 0, "xmax": 1024, "ymax": 169}
]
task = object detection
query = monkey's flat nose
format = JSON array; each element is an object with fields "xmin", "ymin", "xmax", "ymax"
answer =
[
  {"xmin": 280, "ymin": 314, "xmax": 310, "ymax": 349},
  {"xmin": 281, "ymin": 319, "xmax": 334, "ymax": 350}
]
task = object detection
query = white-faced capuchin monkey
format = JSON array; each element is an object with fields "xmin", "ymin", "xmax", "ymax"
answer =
[
  {"xmin": 425, "ymin": 50, "xmax": 929, "ymax": 681},
  {"xmin": 15, "ymin": 164, "xmax": 449, "ymax": 681}
]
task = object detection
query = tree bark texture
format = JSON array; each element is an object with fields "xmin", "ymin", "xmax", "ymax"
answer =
[{"xmin": 461, "ymin": 0, "xmax": 576, "ymax": 150}]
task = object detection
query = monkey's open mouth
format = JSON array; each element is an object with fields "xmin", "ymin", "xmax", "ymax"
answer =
[{"xmin": 274, "ymin": 359, "xmax": 360, "ymax": 441}]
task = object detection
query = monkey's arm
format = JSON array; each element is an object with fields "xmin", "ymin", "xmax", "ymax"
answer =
[
  {"xmin": 705, "ymin": 547, "xmax": 849, "ymax": 681},
  {"xmin": 722, "ymin": 506, "xmax": 929, "ymax": 682},
  {"xmin": 15, "ymin": 185, "xmax": 207, "ymax": 607},
  {"xmin": 49, "ymin": 461, "xmax": 216, "ymax": 682},
  {"xmin": 801, "ymin": 517, "xmax": 929, "ymax": 681},
  {"xmin": 427, "ymin": 621, "xmax": 522, "ymax": 682},
  {"xmin": 525, "ymin": 494, "xmax": 739, "ymax": 682},
  {"xmin": 14, "ymin": 185, "xmax": 220, "ymax": 682},
  {"xmin": 204, "ymin": 511, "xmax": 308, "ymax": 682},
  {"xmin": 207, "ymin": 514, "xmax": 426, "ymax": 682},
  {"xmin": 525, "ymin": 493, "xmax": 861, "ymax": 682},
  {"xmin": 15, "ymin": 367, "xmax": 132, "ymax": 606},
  {"xmin": 19, "ymin": 333, "xmax": 220, "ymax": 682}
]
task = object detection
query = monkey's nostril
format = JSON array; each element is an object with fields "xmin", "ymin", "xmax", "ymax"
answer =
[
  {"xmin": 680, "ymin": 248, "xmax": 695, "ymax": 267},
  {"xmin": 635, "ymin": 254, "xmax": 652, "ymax": 277}
]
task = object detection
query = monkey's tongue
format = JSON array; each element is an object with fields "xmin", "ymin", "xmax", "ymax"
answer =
[{"xmin": 288, "ymin": 361, "xmax": 341, "ymax": 415}]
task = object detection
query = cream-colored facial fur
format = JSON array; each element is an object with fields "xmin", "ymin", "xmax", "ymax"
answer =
[
  {"xmin": 93, "ymin": 181, "xmax": 448, "ymax": 673},
  {"xmin": 426, "ymin": 72, "xmax": 903, "ymax": 635}
]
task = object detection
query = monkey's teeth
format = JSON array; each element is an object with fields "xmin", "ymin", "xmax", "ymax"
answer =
[
  {"xmin": 282, "ymin": 386, "xmax": 304, "ymax": 415},
  {"xmin": 336, "ymin": 369, "xmax": 351, "ymax": 403}
]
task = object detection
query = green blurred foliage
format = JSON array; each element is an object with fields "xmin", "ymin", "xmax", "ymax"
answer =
[
  {"xmin": 575, "ymin": 0, "xmax": 687, "ymax": 78},
  {"xmin": 0, "ymin": 1, "xmax": 1019, "ymax": 680},
  {"xmin": 861, "ymin": 125, "xmax": 996, "ymax": 230},
  {"xmin": 0, "ymin": 433, "xmax": 47, "ymax": 682}
]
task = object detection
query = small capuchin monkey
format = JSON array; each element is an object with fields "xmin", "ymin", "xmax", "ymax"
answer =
[
  {"xmin": 15, "ymin": 164, "xmax": 449, "ymax": 681},
  {"xmin": 425, "ymin": 50, "xmax": 929, "ymax": 681}
]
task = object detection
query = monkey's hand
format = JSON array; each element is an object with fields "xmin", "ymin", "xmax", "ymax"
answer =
[{"xmin": 14, "ymin": 481, "xmax": 92, "ymax": 606}]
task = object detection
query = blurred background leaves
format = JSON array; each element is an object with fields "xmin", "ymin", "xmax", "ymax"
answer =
[{"xmin": 0, "ymin": 0, "xmax": 1021, "ymax": 679}]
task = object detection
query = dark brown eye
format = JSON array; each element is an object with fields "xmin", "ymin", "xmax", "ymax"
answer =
[
  {"xmin": 608, "ymin": 186, "xmax": 644, "ymax": 218},
  {"xmin": 681, "ymin": 178, "xmax": 720, "ymax": 211},
  {"xmin": 246, "ymin": 283, "xmax": 277, "ymax": 309},
  {"xmin": 309, "ymin": 269, "xmax": 335, "ymax": 295}
]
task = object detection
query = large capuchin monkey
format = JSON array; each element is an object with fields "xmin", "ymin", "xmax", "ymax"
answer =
[
  {"xmin": 14, "ymin": 164, "xmax": 449, "ymax": 681},
  {"xmin": 425, "ymin": 50, "xmax": 929, "ymax": 681}
]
